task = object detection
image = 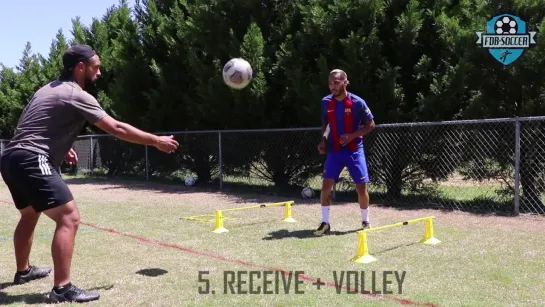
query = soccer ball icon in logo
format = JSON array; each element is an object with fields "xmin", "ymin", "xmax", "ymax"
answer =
[{"xmin": 495, "ymin": 16, "xmax": 518, "ymax": 34}]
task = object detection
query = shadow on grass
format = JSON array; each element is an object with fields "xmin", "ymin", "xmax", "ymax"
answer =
[
  {"xmin": 0, "ymin": 284, "xmax": 113, "ymax": 305},
  {"xmin": 61, "ymin": 175, "xmax": 540, "ymax": 217},
  {"xmin": 371, "ymin": 242, "xmax": 419, "ymax": 256},
  {"xmin": 62, "ymin": 175, "xmax": 307, "ymax": 205},
  {"xmin": 136, "ymin": 268, "xmax": 168, "ymax": 277},
  {"xmin": 0, "ymin": 291, "xmax": 47, "ymax": 305},
  {"xmin": 262, "ymin": 228, "xmax": 360, "ymax": 240},
  {"xmin": 332, "ymin": 190, "xmax": 520, "ymax": 217},
  {"xmin": 64, "ymin": 176, "xmax": 197, "ymax": 195},
  {"xmin": 0, "ymin": 282, "xmax": 14, "ymax": 290}
]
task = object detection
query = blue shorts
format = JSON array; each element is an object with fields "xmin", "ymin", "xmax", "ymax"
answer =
[{"xmin": 323, "ymin": 151, "xmax": 370, "ymax": 184}]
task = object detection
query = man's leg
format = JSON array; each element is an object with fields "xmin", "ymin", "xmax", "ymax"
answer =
[
  {"xmin": 314, "ymin": 153, "xmax": 343, "ymax": 235},
  {"xmin": 41, "ymin": 200, "xmax": 99, "ymax": 303},
  {"xmin": 346, "ymin": 151, "xmax": 371, "ymax": 229},
  {"xmin": 320, "ymin": 178, "xmax": 335, "ymax": 222},
  {"xmin": 13, "ymin": 206, "xmax": 52, "ymax": 284},
  {"xmin": 1, "ymin": 150, "xmax": 52, "ymax": 285},
  {"xmin": 14, "ymin": 207, "xmax": 40, "ymax": 271},
  {"xmin": 6, "ymin": 150, "xmax": 98, "ymax": 302},
  {"xmin": 42, "ymin": 201, "xmax": 80, "ymax": 287},
  {"xmin": 356, "ymin": 183, "xmax": 370, "ymax": 228}
]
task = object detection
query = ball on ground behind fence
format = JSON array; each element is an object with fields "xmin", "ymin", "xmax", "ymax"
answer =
[
  {"xmin": 184, "ymin": 176, "xmax": 196, "ymax": 186},
  {"xmin": 301, "ymin": 187, "xmax": 315, "ymax": 199}
]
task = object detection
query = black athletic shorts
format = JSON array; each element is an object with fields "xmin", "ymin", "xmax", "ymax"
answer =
[{"xmin": 0, "ymin": 149, "xmax": 74, "ymax": 212}]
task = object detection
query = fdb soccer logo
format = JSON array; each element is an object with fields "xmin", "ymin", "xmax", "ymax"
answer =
[{"xmin": 476, "ymin": 14, "xmax": 537, "ymax": 65}]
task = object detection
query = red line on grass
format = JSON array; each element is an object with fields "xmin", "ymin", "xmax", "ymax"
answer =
[{"xmin": 0, "ymin": 199, "xmax": 436, "ymax": 306}]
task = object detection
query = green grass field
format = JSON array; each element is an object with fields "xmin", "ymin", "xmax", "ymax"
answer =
[{"xmin": 1, "ymin": 177, "xmax": 545, "ymax": 306}]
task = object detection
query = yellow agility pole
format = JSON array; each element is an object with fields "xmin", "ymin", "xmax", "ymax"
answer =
[
  {"xmin": 282, "ymin": 202, "xmax": 296, "ymax": 223},
  {"xmin": 180, "ymin": 214, "xmax": 237, "ymax": 223},
  {"xmin": 212, "ymin": 201, "xmax": 296, "ymax": 233},
  {"xmin": 349, "ymin": 231, "xmax": 377, "ymax": 263},
  {"xmin": 212, "ymin": 210, "xmax": 229, "ymax": 233},
  {"xmin": 350, "ymin": 216, "xmax": 440, "ymax": 263},
  {"xmin": 420, "ymin": 217, "xmax": 441, "ymax": 245}
]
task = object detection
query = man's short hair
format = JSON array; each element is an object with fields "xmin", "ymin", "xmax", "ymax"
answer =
[{"xmin": 329, "ymin": 69, "xmax": 349, "ymax": 84}]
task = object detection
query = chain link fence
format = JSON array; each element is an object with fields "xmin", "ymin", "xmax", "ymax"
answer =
[{"xmin": 1, "ymin": 117, "xmax": 545, "ymax": 215}]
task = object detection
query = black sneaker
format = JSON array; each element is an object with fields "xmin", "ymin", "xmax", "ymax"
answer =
[
  {"xmin": 48, "ymin": 284, "xmax": 100, "ymax": 303},
  {"xmin": 362, "ymin": 221, "xmax": 370, "ymax": 229},
  {"xmin": 313, "ymin": 222, "xmax": 331, "ymax": 235},
  {"xmin": 13, "ymin": 265, "xmax": 52, "ymax": 285}
]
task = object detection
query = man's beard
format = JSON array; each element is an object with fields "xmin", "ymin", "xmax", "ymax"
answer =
[{"xmin": 84, "ymin": 77, "xmax": 98, "ymax": 97}]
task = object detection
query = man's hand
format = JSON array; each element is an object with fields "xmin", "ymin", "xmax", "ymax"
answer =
[
  {"xmin": 340, "ymin": 133, "xmax": 357, "ymax": 146},
  {"xmin": 64, "ymin": 148, "xmax": 78, "ymax": 165},
  {"xmin": 317, "ymin": 139, "xmax": 326, "ymax": 154},
  {"xmin": 154, "ymin": 135, "xmax": 179, "ymax": 153}
]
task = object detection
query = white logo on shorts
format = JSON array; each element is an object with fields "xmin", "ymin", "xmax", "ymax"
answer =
[{"xmin": 38, "ymin": 155, "xmax": 51, "ymax": 176}]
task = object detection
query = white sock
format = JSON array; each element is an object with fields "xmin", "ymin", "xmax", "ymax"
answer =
[
  {"xmin": 322, "ymin": 206, "xmax": 330, "ymax": 223},
  {"xmin": 361, "ymin": 208, "xmax": 369, "ymax": 222}
]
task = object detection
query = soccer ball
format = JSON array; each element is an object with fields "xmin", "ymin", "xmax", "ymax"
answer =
[
  {"xmin": 184, "ymin": 176, "xmax": 196, "ymax": 186},
  {"xmin": 222, "ymin": 58, "xmax": 253, "ymax": 89},
  {"xmin": 301, "ymin": 187, "xmax": 315, "ymax": 199}
]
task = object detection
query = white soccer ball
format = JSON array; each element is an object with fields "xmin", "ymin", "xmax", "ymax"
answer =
[
  {"xmin": 301, "ymin": 187, "xmax": 315, "ymax": 199},
  {"xmin": 184, "ymin": 176, "xmax": 196, "ymax": 186},
  {"xmin": 222, "ymin": 58, "xmax": 253, "ymax": 89}
]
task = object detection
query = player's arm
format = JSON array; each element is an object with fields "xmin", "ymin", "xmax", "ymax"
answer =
[
  {"xmin": 353, "ymin": 100, "xmax": 375, "ymax": 137},
  {"xmin": 94, "ymin": 116, "xmax": 178, "ymax": 153},
  {"xmin": 353, "ymin": 119, "xmax": 375, "ymax": 137},
  {"xmin": 94, "ymin": 115, "xmax": 159, "ymax": 146},
  {"xmin": 321, "ymin": 116, "xmax": 330, "ymax": 141},
  {"xmin": 320, "ymin": 100, "xmax": 330, "ymax": 141},
  {"xmin": 70, "ymin": 92, "xmax": 178, "ymax": 152}
]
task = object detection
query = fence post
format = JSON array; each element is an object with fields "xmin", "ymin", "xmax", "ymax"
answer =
[
  {"xmin": 513, "ymin": 118, "xmax": 521, "ymax": 216},
  {"xmin": 145, "ymin": 145, "xmax": 149, "ymax": 180},
  {"xmin": 218, "ymin": 131, "xmax": 223, "ymax": 190},
  {"xmin": 89, "ymin": 136, "xmax": 94, "ymax": 176}
]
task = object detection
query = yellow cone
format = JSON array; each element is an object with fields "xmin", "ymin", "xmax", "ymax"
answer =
[
  {"xmin": 212, "ymin": 210, "xmax": 229, "ymax": 233},
  {"xmin": 419, "ymin": 218, "xmax": 440, "ymax": 245},
  {"xmin": 349, "ymin": 231, "xmax": 377, "ymax": 263},
  {"xmin": 282, "ymin": 202, "xmax": 296, "ymax": 223}
]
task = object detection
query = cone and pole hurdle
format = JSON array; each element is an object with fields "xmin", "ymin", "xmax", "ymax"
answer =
[
  {"xmin": 350, "ymin": 216, "xmax": 440, "ymax": 263},
  {"xmin": 212, "ymin": 201, "xmax": 296, "ymax": 233}
]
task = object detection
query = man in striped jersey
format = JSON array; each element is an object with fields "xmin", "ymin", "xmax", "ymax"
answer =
[{"xmin": 314, "ymin": 69, "xmax": 375, "ymax": 236}]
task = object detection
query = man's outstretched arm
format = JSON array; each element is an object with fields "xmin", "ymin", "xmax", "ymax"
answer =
[{"xmin": 94, "ymin": 115, "xmax": 178, "ymax": 153}]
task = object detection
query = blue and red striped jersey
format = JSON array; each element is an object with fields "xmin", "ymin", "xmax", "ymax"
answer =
[{"xmin": 321, "ymin": 92, "xmax": 374, "ymax": 152}]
